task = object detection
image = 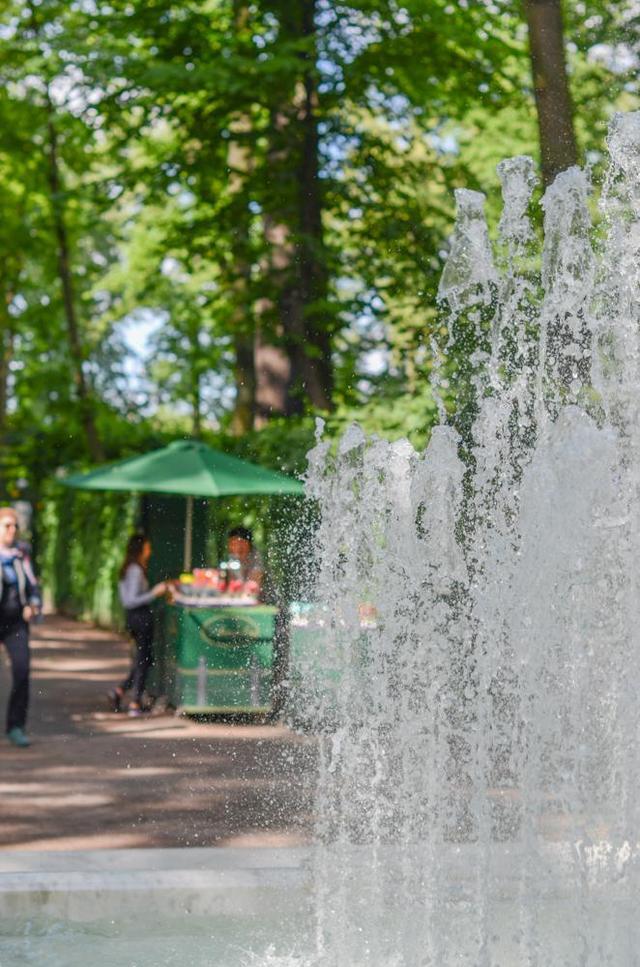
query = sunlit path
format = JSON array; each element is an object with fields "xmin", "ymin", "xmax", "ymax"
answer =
[{"xmin": 0, "ymin": 615, "xmax": 316, "ymax": 851}]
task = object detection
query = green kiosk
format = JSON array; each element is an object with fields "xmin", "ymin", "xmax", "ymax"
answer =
[
  {"xmin": 162, "ymin": 601, "xmax": 279, "ymax": 714},
  {"xmin": 64, "ymin": 440, "xmax": 303, "ymax": 715}
]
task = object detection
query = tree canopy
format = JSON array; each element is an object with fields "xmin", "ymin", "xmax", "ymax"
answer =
[{"xmin": 0, "ymin": 0, "xmax": 637, "ymax": 498}]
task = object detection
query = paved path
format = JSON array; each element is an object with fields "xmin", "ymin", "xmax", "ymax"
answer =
[{"xmin": 0, "ymin": 616, "xmax": 316, "ymax": 851}]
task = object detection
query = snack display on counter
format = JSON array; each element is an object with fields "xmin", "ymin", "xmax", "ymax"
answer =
[{"xmin": 170, "ymin": 565, "xmax": 260, "ymax": 606}]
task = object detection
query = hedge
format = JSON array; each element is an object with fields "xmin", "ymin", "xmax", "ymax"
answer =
[{"xmin": 40, "ymin": 484, "xmax": 138, "ymax": 629}]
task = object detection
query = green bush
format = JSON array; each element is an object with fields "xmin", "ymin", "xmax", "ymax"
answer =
[{"xmin": 41, "ymin": 484, "xmax": 138, "ymax": 628}]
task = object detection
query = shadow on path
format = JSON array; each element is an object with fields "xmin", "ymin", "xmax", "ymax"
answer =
[{"xmin": 0, "ymin": 615, "xmax": 316, "ymax": 851}]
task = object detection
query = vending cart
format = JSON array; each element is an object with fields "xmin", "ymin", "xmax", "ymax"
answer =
[{"xmin": 161, "ymin": 599, "xmax": 279, "ymax": 714}]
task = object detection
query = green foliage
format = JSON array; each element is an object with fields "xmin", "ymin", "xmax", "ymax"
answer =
[
  {"xmin": 2, "ymin": 0, "xmax": 637, "ymax": 465},
  {"xmin": 214, "ymin": 417, "xmax": 317, "ymax": 478},
  {"xmin": 200, "ymin": 418, "xmax": 317, "ymax": 592},
  {"xmin": 1, "ymin": 0, "xmax": 639, "ymax": 623},
  {"xmin": 40, "ymin": 484, "xmax": 138, "ymax": 627}
]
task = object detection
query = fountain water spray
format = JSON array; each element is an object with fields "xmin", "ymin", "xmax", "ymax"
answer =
[{"xmin": 284, "ymin": 111, "xmax": 640, "ymax": 967}]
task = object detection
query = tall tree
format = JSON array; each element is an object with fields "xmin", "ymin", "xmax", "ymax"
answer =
[
  {"xmin": 255, "ymin": 0, "xmax": 333, "ymax": 418},
  {"xmin": 523, "ymin": 0, "xmax": 578, "ymax": 186},
  {"xmin": 227, "ymin": 1, "xmax": 257, "ymax": 435},
  {"xmin": 0, "ymin": 0, "xmax": 118, "ymax": 462},
  {"xmin": 0, "ymin": 318, "xmax": 14, "ymax": 440},
  {"xmin": 44, "ymin": 93, "xmax": 104, "ymax": 461},
  {"xmin": 97, "ymin": 195, "xmax": 233, "ymax": 437},
  {"xmin": 0, "ymin": 176, "xmax": 23, "ymax": 449},
  {"xmin": 2, "ymin": 0, "xmax": 633, "ymax": 481}
]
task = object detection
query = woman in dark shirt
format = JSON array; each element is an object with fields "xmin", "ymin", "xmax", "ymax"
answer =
[{"xmin": 0, "ymin": 507, "xmax": 41, "ymax": 747}]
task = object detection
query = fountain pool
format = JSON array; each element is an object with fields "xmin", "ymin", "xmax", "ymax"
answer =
[
  {"xmin": 1, "ymin": 841, "xmax": 638, "ymax": 965},
  {"xmin": 0, "ymin": 848, "xmax": 310, "ymax": 966}
]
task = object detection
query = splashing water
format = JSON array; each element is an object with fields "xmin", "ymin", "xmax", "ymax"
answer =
[{"xmin": 280, "ymin": 112, "xmax": 640, "ymax": 967}]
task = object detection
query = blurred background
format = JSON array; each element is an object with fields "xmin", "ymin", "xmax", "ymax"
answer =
[{"xmin": 0, "ymin": 0, "xmax": 638, "ymax": 617}]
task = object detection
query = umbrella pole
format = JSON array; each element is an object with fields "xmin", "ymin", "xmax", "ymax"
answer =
[{"xmin": 184, "ymin": 495, "xmax": 194, "ymax": 572}]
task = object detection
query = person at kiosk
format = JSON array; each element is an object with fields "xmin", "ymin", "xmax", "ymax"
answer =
[
  {"xmin": 109, "ymin": 534, "xmax": 168, "ymax": 716},
  {"xmin": 225, "ymin": 527, "xmax": 264, "ymax": 598}
]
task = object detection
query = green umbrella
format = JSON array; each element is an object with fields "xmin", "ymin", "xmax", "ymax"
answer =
[{"xmin": 63, "ymin": 440, "xmax": 304, "ymax": 569}]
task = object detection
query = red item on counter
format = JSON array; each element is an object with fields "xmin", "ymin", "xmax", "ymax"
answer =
[{"xmin": 193, "ymin": 568, "xmax": 219, "ymax": 587}]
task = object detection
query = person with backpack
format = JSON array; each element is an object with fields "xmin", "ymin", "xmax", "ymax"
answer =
[{"xmin": 0, "ymin": 506, "xmax": 42, "ymax": 748}]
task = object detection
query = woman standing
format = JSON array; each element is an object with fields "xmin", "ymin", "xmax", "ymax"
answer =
[
  {"xmin": 0, "ymin": 506, "xmax": 41, "ymax": 747},
  {"xmin": 109, "ymin": 534, "xmax": 167, "ymax": 716}
]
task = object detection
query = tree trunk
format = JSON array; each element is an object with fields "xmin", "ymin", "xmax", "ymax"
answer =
[
  {"xmin": 191, "ymin": 370, "xmax": 202, "ymax": 438},
  {"xmin": 188, "ymin": 326, "xmax": 203, "ymax": 439},
  {"xmin": 0, "ymin": 309, "xmax": 13, "ymax": 438},
  {"xmin": 231, "ymin": 334, "xmax": 257, "ymax": 433},
  {"xmin": 227, "ymin": 119, "xmax": 257, "ymax": 434},
  {"xmin": 228, "ymin": 0, "xmax": 257, "ymax": 435},
  {"xmin": 254, "ymin": 214, "xmax": 294, "ymax": 424},
  {"xmin": 256, "ymin": 0, "xmax": 332, "ymax": 419},
  {"xmin": 523, "ymin": 0, "xmax": 579, "ymax": 187},
  {"xmin": 295, "ymin": 44, "xmax": 332, "ymax": 410},
  {"xmin": 45, "ymin": 96, "xmax": 104, "ymax": 462},
  {"xmin": 0, "ymin": 298, "xmax": 14, "ymax": 500},
  {"xmin": 254, "ymin": 294, "xmax": 292, "ymax": 425}
]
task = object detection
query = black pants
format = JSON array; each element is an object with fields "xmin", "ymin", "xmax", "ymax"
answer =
[
  {"xmin": 0, "ymin": 619, "xmax": 30, "ymax": 732},
  {"xmin": 120, "ymin": 607, "xmax": 154, "ymax": 703}
]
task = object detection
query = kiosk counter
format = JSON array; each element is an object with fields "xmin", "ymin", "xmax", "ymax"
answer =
[{"xmin": 155, "ymin": 593, "xmax": 280, "ymax": 715}]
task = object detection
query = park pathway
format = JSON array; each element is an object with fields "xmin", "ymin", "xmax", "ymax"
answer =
[{"xmin": 0, "ymin": 615, "xmax": 315, "ymax": 851}]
